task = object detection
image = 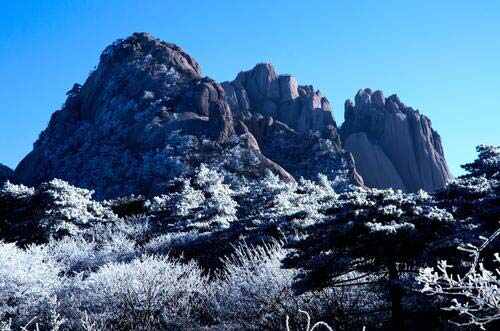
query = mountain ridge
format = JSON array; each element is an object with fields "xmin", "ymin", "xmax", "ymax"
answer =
[{"xmin": 12, "ymin": 33, "xmax": 451, "ymax": 198}]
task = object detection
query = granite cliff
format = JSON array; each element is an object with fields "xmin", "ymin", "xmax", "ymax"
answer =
[
  {"xmin": 222, "ymin": 63, "xmax": 362, "ymax": 182},
  {"xmin": 15, "ymin": 33, "xmax": 293, "ymax": 199},
  {"xmin": 14, "ymin": 33, "xmax": 358, "ymax": 199},
  {"xmin": 12, "ymin": 33, "xmax": 451, "ymax": 198},
  {"xmin": 341, "ymin": 88, "xmax": 452, "ymax": 191}
]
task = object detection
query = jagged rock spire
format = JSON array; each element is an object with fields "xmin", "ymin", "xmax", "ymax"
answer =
[{"xmin": 341, "ymin": 88, "xmax": 452, "ymax": 192}]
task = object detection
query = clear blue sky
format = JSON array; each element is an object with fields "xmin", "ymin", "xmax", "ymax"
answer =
[{"xmin": 1, "ymin": 1, "xmax": 499, "ymax": 175}]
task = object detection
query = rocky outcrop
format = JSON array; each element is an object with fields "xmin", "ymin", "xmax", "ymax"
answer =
[
  {"xmin": 222, "ymin": 63, "xmax": 362, "ymax": 184},
  {"xmin": 341, "ymin": 88, "xmax": 452, "ymax": 192},
  {"xmin": 222, "ymin": 63, "xmax": 336, "ymax": 136},
  {"xmin": 15, "ymin": 33, "xmax": 294, "ymax": 199},
  {"xmin": 0, "ymin": 164, "xmax": 13, "ymax": 183},
  {"xmin": 14, "ymin": 33, "xmax": 452, "ymax": 198}
]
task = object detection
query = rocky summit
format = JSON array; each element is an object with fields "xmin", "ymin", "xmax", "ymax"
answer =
[
  {"xmin": 222, "ymin": 63, "xmax": 362, "ymax": 183},
  {"xmin": 13, "ymin": 33, "xmax": 451, "ymax": 198},
  {"xmin": 341, "ymin": 88, "xmax": 452, "ymax": 192},
  {"xmin": 15, "ymin": 33, "xmax": 297, "ymax": 199}
]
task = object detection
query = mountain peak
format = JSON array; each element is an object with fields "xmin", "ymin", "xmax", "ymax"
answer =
[
  {"xmin": 14, "ymin": 35, "xmax": 451, "ymax": 198},
  {"xmin": 342, "ymin": 88, "xmax": 452, "ymax": 192},
  {"xmin": 100, "ymin": 32, "xmax": 202, "ymax": 79},
  {"xmin": 14, "ymin": 35, "xmax": 298, "ymax": 198}
]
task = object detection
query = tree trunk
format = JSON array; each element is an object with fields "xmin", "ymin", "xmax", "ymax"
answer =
[{"xmin": 388, "ymin": 262, "xmax": 403, "ymax": 331}]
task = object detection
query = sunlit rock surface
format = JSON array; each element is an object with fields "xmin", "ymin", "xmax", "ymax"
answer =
[{"xmin": 341, "ymin": 89, "xmax": 452, "ymax": 191}]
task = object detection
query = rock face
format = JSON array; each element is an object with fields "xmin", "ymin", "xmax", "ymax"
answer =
[
  {"xmin": 222, "ymin": 63, "xmax": 336, "ymax": 135},
  {"xmin": 341, "ymin": 88, "xmax": 452, "ymax": 192},
  {"xmin": 222, "ymin": 63, "xmax": 362, "ymax": 183},
  {"xmin": 14, "ymin": 33, "xmax": 451, "ymax": 198},
  {"xmin": 15, "ymin": 33, "xmax": 292, "ymax": 199},
  {"xmin": 0, "ymin": 164, "xmax": 13, "ymax": 183}
]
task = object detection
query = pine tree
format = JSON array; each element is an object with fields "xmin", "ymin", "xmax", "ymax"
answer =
[
  {"xmin": 417, "ymin": 145, "xmax": 500, "ymax": 329},
  {"xmin": 461, "ymin": 145, "xmax": 499, "ymax": 180},
  {"xmin": 435, "ymin": 145, "xmax": 500, "ymax": 252},
  {"xmin": 284, "ymin": 187, "xmax": 455, "ymax": 330}
]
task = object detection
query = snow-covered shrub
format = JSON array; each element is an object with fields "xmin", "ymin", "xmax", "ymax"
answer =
[
  {"xmin": 418, "ymin": 257, "xmax": 500, "ymax": 329},
  {"xmin": 213, "ymin": 241, "xmax": 306, "ymax": 329},
  {"xmin": 42, "ymin": 233, "xmax": 137, "ymax": 274},
  {"xmin": 143, "ymin": 231, "xmax": 203, "ymax": 256},
  {"xmin": 0, "ymin": 242, "xmax": 66, "ymax": 328},
  {"xmin": 104, "ymin": 214, "xmax": 152, "ymax": 242},
  {"xmin": 78, "ymin": 255, "xmax": 209, "ymax": 330},
  {"xmin": 418, "ymin": 228, "xmax": 500, "ymax": 329}
]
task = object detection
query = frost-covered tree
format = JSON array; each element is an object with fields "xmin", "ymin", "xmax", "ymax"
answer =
[
  {"xmin": 435, "ymin": 145, "xmax": 500, "ymax": 260},
  {"xmin": 0, "ymin": 179, "xmax": 116, "ymax": 244},
  {"xmin": 415, "ymin": 146, "xmax": 500, "ymax": 329},
  {"xmin": 437, "ymin": 145, "xmax": 499, "ymax": 221},
  {"xmin": 191, "ymin": 164, "xmax": 238, "ymax": 230},
  {"xmin": 170, "ymin": 172, "xmax": 345, "ymax": 269},
  {"xmin": 461, "ymin": 145, "xmax": 500, "ymax": 180},
  {"xmin": 417, "ymin": 227, "xmax": 500, "ymax": 330},
  {"xmin": 145, "ymin": 164, "xmax": 237, "ymax": 233},
  {"xmin": 284, "ymin": 187, "xmax": 456, "ymax": 330}
]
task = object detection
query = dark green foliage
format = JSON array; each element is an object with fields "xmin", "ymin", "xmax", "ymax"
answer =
[
  {"xmin": 436, "ymin": 145, "xmax": 499, "ymax": 220},
  {"xmin": 461, "ymin": 145, "xmax": 500, "ymax": 180},
  {"xmin": 284, "ymin": 188, "xmax": 456, "ymax": 330},
  {"xmin": 284, "ymin": 188, "xmax": 455, "ymax": 292}
]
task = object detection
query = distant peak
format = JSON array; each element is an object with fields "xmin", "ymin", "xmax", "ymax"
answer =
[{"xmin": 348, "ymin": 88, "xmax": 411, "ymax": 112}]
